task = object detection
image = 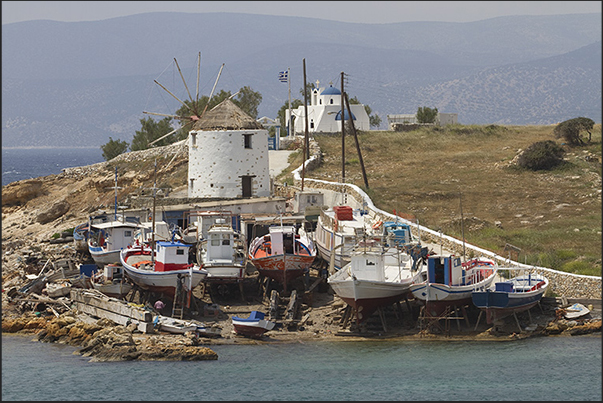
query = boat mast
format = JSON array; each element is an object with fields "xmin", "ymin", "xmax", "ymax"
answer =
[
  {"xmin": 459, "ymin": 192, "xmax": 466, "ymax": 262},
  {"xmin": 151, "ymin": 159, "xmax": 157, "ymax": 264}
]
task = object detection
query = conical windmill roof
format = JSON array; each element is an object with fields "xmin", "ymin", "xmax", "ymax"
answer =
[{"xmin": 192, "ymin": 99, "xmax": 263, "ymax": 131}]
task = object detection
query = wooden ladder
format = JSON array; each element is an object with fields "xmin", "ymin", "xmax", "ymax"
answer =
[{"xmin": 172, "ymin": 277, "xmax": 185, "ymax": 319}]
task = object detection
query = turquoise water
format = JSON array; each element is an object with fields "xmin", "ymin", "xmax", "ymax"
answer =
[{"xmin": 2, "ymin": 334, "xmax": 601, "ymax": 401}]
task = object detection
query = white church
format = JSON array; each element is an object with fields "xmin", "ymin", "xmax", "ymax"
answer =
[
  {"xmin": 187, "ymin": 99, "xmax": 270, "ymax": 199},
  {"xmin": 286, "ymin": 81, "xmax": 370, "ymax": 134}
]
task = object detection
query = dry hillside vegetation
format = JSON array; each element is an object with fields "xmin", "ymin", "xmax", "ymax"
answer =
[{"xmin": 282, "ymin": 124, "xmax": 601, "ymax": 276}]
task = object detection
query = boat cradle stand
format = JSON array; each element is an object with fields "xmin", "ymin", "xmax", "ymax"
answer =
[{"xmin": 418, "ymin": 304, "xmax": 471, "ymax": 336}]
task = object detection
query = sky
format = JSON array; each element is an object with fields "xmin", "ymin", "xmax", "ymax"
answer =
[{"xmin": 2, "ymin": 1, "xmax": 601, "ymax": 25}]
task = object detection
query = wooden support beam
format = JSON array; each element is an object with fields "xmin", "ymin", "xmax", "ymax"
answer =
[
  {"xmin": 285, "ymin": 289, "xmax": 299, "ymax": 321},
  {"xmin": 269, "ymin": 289, "xmax": 279, "ymax": 321}
]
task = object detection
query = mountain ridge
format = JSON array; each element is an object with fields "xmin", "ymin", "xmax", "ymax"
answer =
[{"xmin": 2, "ymin": 12, "xmax": 601, "ymax": 147}]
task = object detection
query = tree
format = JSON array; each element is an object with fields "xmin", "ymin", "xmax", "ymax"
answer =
[
  {"xmin": 130, "ymin": 117, "xmax": 175, "ymax": 151},
  {"xmin": 553, "ymin": 117, "xmax": 595, "ymax": 146},
  {"xmin": 517, "ymin": 140, "xmax": 565, "ymax": 171},
  {"xmin": 416, "ymin": 106, "xmax": 438, "ymax": 124},
  {"xmin": 100, "ymin": 137, "xmax": 129, "ymax": 161},
  {"xmin": 232, "ymin": 86, "xmax": 262, "ymax": 118},
  {"xmin": 349, "ymin": 96, "xmax": 382, "ymax": 129}
]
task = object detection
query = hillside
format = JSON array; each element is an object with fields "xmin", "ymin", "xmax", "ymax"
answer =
[
  {"xmin": 281, "ymin": 125, "xmax": 602, "ymax": 276},
  {"xmin": 2, "ymin": 124, "xmax": 601, "ymax": 278}
]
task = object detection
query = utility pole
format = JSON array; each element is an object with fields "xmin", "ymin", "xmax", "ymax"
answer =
[
  {"xmin": 301, "ymin": 59, "xmax": 310, "ymax": 191},
  {"xmin": 341, "ymin": 71, "xmax": 345, "ymax": 185},
  {"xmin": 344, "ymin": 92, "xmax": 369, "ymax": 189}
]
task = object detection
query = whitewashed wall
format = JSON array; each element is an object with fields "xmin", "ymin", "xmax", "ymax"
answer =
[{"xmin": 188, "ymin": 129, "xmax": 270, "ymax": 198}]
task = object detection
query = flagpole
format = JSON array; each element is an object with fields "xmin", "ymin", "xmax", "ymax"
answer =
[{"xmin": 287, "ymin": 67, "xmax": 292, "ymax": 137}]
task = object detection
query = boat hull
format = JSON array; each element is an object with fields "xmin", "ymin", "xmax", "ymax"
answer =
[
  {"xmin": 411, "ymin": 277, "xmax": 497, "ymax": 317},
  {"xmin": 472, "ymin": 275, "xmax": 548, "ymax": 323},
  {"xmin": 252, "ymin": 254, "xmax": 315, "ymax": 285},
  {"xmin": 204, "ymin": 265, "xmax": 246, "ymax": 283},
  {"xmin": 329, "ymin": 278, "xmax": 412, "ymax": 323},
  {"xmin": 92, "ymin": 280, "xmax": 133, "ymax": 299},
  {"xmin": 120, "ymin": 247, "xmax": 207, "ymax": 298},
  {"xmin": 88, "ymin": 247, "xmax": 122, "ymax": 267},
  {"xmin": 232, "ymin": 319, "xmax": 275, "ymax": 338}
]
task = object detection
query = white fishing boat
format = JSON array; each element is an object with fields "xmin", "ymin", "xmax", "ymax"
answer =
[
  {"xmin": 120, "ymin": 239, "xmax": 208, "ymax": 299},
  {"xmin": 196, "ymin": 215, "xmax": 247, "ymax": 284},
  {"xmin": 88, "ymin": 220, "xmax": 143, "ymax": 267},
  {"xmin": 328, "ymin": 238, "xmax": 428, "ymax": 324},
  {"xmin": 410, "ymin": 255, "xmax": 498, "ymax": 317}
]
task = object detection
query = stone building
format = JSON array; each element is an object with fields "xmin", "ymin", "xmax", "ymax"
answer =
[{"xmin": 187, "ymin": 99, "xmax": 270, "ymax": 199}]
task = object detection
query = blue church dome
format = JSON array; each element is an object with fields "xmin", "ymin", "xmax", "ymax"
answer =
[
  {"xmin": 321, "ymin": 85, "xmax": 341, "ymax": 96},
  {"xmin": 335, "ymin": 110, "xmax": 356, "ymax": 121}
]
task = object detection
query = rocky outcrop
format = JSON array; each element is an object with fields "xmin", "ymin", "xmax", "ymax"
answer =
[
  {"xmin": 2, "ymin": 312, "xmax": 218, "ymax": 362},
  {"xmin": 36, "ymin": 200, "xmax": 70, "ymax": 224},
  {"xmin": 2, "ymin": 179, "xmax": 46, "ymax": 206}
]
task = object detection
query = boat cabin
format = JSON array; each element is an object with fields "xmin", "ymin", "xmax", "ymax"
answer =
[
  {"xmin": 206, "ymin": 225, "xmax": 237, "ymax": 263},
  {"xmin": 90, "ymin": 221, "xmax": 141, "ymax": 249},
  {"xmin": 154, "ymin": 241, "xmax": 191, "ymax": 271},
  {"xmin": 268, "ymin": 226, "xmax": 298, "ymax": 255},
  {"xmin": 383, "ymin": 222, "xmax": 413, "ymax": 246},
  {"xmin": 350, "ymin": 249, "xmax": 385, "ymax": 282},
  {"xmin": 427, "ymin": 255, "xmax": 464, "ymax": 285}
]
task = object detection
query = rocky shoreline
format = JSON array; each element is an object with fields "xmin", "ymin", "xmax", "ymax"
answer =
[{"xmin": 3, "ymin": 270, "xmax": 601, "ymax": 362}]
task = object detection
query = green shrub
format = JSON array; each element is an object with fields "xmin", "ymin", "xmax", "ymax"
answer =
[{"xmin": 517, "ymin": 140, "xmax": 565, "ymax": 170}]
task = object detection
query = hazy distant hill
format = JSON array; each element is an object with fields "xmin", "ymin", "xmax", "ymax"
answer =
[{"xmin": 2, "ymin": 12, "xmax": 601, "ymax": 147}]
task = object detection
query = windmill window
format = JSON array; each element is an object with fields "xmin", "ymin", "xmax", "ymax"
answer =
[
  {"xmin": 310, "ymin": 120, "xmax": 314, "ymax": 129},
  {"xmin": 191, "ymin": 133, "xmax": 197, "ymax": 148},
  {"xmin": 244, "ymin": 134, "xmax": 253, "ymax": 149},
  {"xmin": 330, "ymin": 99, "xmax": 333, "ymax": 104}
]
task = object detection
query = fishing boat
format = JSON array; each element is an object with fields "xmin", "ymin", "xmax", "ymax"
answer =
[
  {"xmin": 90, "ymin": 263, "xmax": 133, "ymax": 299},
  {"xmin": 327, "ymin": 238, "xmax": 428, "ymax": 324},
  {"xmin": 231, "ymin": 310, "xmax": 275, "ymax": 338},
  {"xmin": 410, "ymin": 255, "xmax": 498, "ymax": 317},
  {"xmin": 120, "ymin": 238, "xmax": 208, "ymax": 298},
  {"xmin": 88, "ymin": 220, "xmax": 143, "ymax": 267},
  {"xmin": 472, "ymin": 270, "xmax": 549, "ymax": 324},
  {"xmin": 196, "ymin": 215, "xmax": 247, "ymax": 284},
  {"xmin": 248, "ymin": 224, "xmax": 316, "ymax": 292},
  {"xmin": 314, "ymin": 205, "xmax": 380, "ymax": 271},
  {"xmin": 153, "ymin": 315, "xmax": 198, "ymax": 334}
]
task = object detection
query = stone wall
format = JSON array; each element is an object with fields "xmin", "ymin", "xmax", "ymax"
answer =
[{"xmin": 290, "ymin": 139, "xmax": 602, "ymax": 300}]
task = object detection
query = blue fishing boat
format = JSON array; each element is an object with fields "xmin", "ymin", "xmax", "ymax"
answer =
[
  {"xmin": 231, "ymin": 310, "xmax": 275, "ymax": 338},
  {"xmin": 472, "ymin": 271, "xmax": 548, "ymax": 324}
]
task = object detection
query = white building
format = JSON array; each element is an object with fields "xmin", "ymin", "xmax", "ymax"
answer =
[
  {"xmin": 287, "ymin": 82, "xmax": 370, "ymax": 134},
  {"xmin": 187, "ymin": 99, "xmax": 270, "ymax": 199}
]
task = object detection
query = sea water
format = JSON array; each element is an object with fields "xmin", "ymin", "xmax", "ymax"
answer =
[
  {"xmin": 2, "ymin": 147, "xmax": 105, "ymax": 187},
  {"xmin": 2, "ymin": 334, "xmax": 601, "ymax": 401}
]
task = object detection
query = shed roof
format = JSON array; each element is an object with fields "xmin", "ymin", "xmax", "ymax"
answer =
[{"xmin": 191, "ymin": 99, "xmax": 263, "ymax": 131}]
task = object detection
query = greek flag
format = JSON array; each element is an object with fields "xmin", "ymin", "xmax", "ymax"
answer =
[{"xmin": 278, "ymin": 70, "xmax": 288, "ymax": 83}]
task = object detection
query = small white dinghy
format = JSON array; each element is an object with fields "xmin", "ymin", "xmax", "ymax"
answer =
[{"xmin": 564, "ymin": 303, "xmax": 590, "ymax": 319}]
